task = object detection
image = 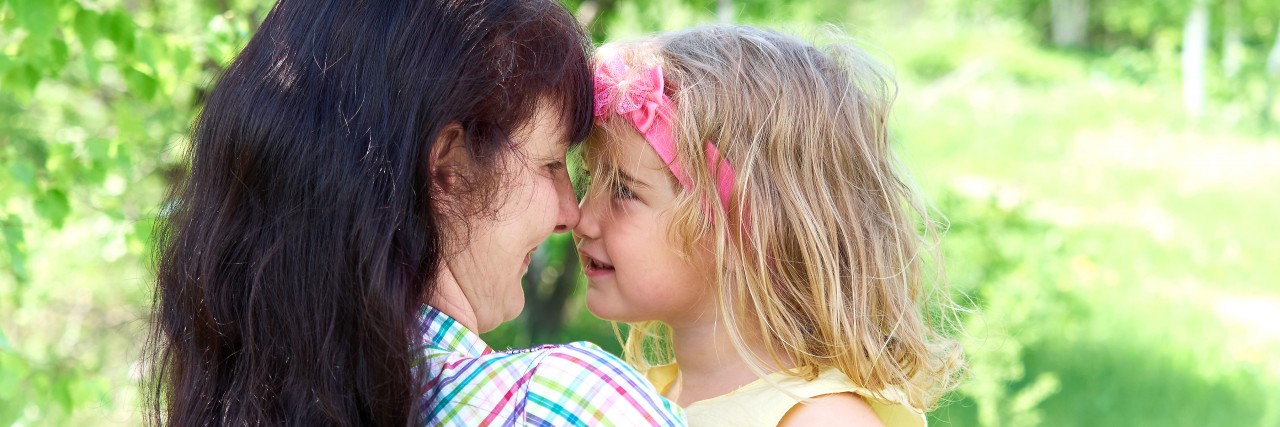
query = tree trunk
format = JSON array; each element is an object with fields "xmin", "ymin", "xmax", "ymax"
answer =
[
  {"xmin": 1050, "ymin": 0, "xmax": 1089, "ymax": 47},
  {"xmin": 1222, "ymin": 0, "xmax": 1243, "ymax": 78},
  {"xmin": 1182, "ymin": 0, "xmax": 1209, "ymax": 118},
  {"xmin": 718, "ymin": 0, "xmax": 734, "ymax": 24},
  {"xmin": 574, "ymin": 0, "xmax": 618, "ymax": 40},
  {"xmin": 1263, "ymin": 24, "xmax": 1280, "ymax": 128},
  {"xmin": 521, "ymin": 236, "xmax": 581, "ymax": 345}
]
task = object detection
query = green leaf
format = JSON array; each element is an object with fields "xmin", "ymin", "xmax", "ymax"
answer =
[
  {"xmin": 128, "ymin": 216, "xmax": 156, "ymax": 256},
  {"xmin": 86, "ymin": 137, "xmax": 111, "ymax": 162},
  {"xmin": 124, "ymin": 66, "xmax": 158, "ymax": 100},
  {"xmin": 113, "ymin": 140, "xmax": 134, "ymax": 176},
  {"xmin": 1, "ymin": 216, "xmax": 29, "ymax": 284},
  {"xmin": 52, "ymin": 376, "xmax": 73, "ymax": 412},
  {"xmin": 49, "ymin": 38, "xmax": 69, "ymax": 71},
  {"xmin": 102, "ymin": 10, "xmax": 135, "ymax": 57},
  {"xmin": 8, "ymin": 0, "xmax": 59, "ymax": 41},
  {"xmin": 82, "ymin": 47, "xmax": 100, "ymax": 81},
  {"xmin": 73, "ymin": 7, "xmax": 100, "ymax": 50},
  {"xmin": 2, "ymin": 64, "xmax": 42, "ymax": 103},
  {"xmin": 0, "ymin": 352, "xmax": 27, "ymax": 425},
  {"xmin": 34, "ymin": 188, "xmax": 71, "ymax": 228},
  {"xmin": 7, "ymin": 160, "xmax": 37, "ymax": 191},
  {"xmin": 137, "ymin": 32, "xmax": 165, "ymax": 75},
  {"xmin": 171, "ymin": 44, "xmax": 193, "ymax": 79}
]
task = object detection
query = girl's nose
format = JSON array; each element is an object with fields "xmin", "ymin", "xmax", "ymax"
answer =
[{"xmin": 573, "ymin": 192, "xmax": 602, "ymax": 239}]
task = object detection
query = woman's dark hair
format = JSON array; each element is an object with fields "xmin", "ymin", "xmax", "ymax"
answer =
[{"xmin": 144, "ymin": 0, "xmax": 592, "ymax": 425}]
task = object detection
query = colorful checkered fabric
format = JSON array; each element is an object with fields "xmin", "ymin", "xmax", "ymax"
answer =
[{"xmin": 416, "ymin": 306, "xmax": 687, "ymax": 426}]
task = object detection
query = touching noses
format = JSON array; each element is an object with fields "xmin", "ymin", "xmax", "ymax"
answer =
[
  {"xmin": 571, "ymin": 188, "xmax": 601, "ymax": 240},
  {"xmin": 553, "ymin": 170, "xmax": 581, "ymax": 233}
]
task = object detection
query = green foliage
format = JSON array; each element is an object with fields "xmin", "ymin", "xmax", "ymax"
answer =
[
  {"xmin": 927, "ymin": 194, "xmax": 1079, "ymax": 426},
  {"xmin": 2, "ymin": 0, "xmax": 1279, "ymax": 425},
  {"xmin": 1, "ymin": 0, "xmax": 268, "ymax": 423}
]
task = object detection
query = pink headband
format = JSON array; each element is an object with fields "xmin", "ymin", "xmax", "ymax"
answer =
[{"xmin": 592, "ymin": 54, "xmax": 736, "ymax": 208}]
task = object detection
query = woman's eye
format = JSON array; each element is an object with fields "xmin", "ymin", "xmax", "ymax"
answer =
[{"xmin": 545, "ymin": 161, "xmax": 565, "ymax": 172}]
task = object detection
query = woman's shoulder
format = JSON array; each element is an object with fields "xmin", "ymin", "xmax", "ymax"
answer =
[
  {"xmin": 520, "ymin": 341, "xmax": 659, "ymax": 398},
  {"xmin": 517, "ymin": 342, "xmax": 687, "ymax": 426},
  {"xmin": 421, "ymin": 341, "xmax": 685, "ymax": 426}
]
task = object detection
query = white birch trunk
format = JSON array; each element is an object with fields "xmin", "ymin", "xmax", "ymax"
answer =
[
  {"xmin": 718, "ymin": 0, "xmax": 734, "ymax": 24},
  {"xmin": 1222, "ymin": 0, "xmax": 1242, "ymax": 78},
  {"xmin": 1050, "ymin": 0, "xmax": 1089, "ymax": 47},
  {"xmin": 1182, "ymin": 0, "xmax": 1209, "ymax": 117}
]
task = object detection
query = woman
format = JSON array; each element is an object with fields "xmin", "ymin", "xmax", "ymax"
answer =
[{"xmin": 145, "ymin": 0, "xmax": 684, "ymax": 425}]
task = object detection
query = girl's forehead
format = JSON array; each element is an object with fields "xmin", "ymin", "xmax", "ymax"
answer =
[{"xmin": 593, "ymin": 126, "xmax": 666, "ymax": 173}]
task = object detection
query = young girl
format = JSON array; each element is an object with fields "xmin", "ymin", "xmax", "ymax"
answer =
[{"xmin": 575, "ymin": 25, "xmax": 963, "ymax": 426}]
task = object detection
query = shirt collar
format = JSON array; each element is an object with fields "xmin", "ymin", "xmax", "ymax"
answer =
[{"xmin": 419, "ymin": 305, "xmax": 494, "ymax": 357}]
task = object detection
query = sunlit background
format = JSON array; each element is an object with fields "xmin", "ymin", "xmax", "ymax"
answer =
[{"xmin": 2, "ymin": 0, "xmax": 1278, "ymax": 425}]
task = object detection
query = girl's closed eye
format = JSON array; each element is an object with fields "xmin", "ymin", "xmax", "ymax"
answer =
[{"xmin": 613, "ymin": 182, "xmax": 636, "ymax": 200}]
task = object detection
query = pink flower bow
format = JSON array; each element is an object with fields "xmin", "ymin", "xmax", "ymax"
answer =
[
  {"xmin": 592, "ymin": 53, "xmax": 737, "ymax": 209},
  {"xmin": 593, "ymin": 55, "xmax": 668, "ymax": 133}
]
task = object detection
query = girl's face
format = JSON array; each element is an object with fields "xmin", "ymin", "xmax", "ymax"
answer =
[{"xmin": 574, "ymin": 129, "xmax": 715, "ymax": 327}]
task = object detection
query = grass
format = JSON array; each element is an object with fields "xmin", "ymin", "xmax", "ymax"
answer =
[{"xmin": 881, "ymin": 24, "xmax": 1280, "ymax": 425}]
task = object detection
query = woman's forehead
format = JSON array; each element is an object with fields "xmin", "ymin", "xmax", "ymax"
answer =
[{"xmin": 513, "ymin": 105, "xmax": 574, "ymax": 152}]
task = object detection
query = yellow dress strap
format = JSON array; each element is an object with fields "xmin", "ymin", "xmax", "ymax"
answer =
[{"xmin": 644, "ymin": 364, "xmax": 925, "ymax": 427}]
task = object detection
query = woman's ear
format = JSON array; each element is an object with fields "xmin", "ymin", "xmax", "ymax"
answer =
[{"xmin": 429, "ymin": 123, "xmax": 471, "ymax": 193}]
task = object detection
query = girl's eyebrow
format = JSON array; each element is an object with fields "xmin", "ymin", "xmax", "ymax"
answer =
[{"xmin": 617, "ymin": 170, "xmax": 651, "ymax": 190}]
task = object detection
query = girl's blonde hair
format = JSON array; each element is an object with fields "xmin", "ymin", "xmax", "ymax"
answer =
[{"xmin": 585, "ymin": 25, "xmax": 964, "ymax": 410}]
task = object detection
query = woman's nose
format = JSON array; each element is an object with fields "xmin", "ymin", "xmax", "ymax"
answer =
[{"xmin": 553, "ymin": 171, "xmax": 581, "ymax": 233}]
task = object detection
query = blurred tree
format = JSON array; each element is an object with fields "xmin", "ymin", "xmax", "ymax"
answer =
[
  {"xmin": 520, "ymin": 234, "xmax": 583, "ymax": 344},
  {"xmin": 1266, "ymin": 23, "xmax": 1280, "ymax": 127},
  {"xmin": 1183, "ymin": 0, "xmax": 1209, "ymax": 117},
  {"xmin": 1222, "ymin": 0, "xmax": 1243, "ymax": 78},
  {"xmin": 718, "ymin": 0, "xmax": 734, "ymax": 24},
  {"xmin": 1051, "ymin": 0, "xmax": 1089, "ymax": 47}
]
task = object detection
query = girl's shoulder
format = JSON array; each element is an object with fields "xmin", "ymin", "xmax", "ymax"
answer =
[
  {"xmin": 776, "ymin": 391, "xmax": 883, "ymax": 427},
  {"xmin": 683, "ymin": 368, "xmax": 925, "ymax": 427}
]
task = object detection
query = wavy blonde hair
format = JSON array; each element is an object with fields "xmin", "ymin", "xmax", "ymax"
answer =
[{"xmin": 584, "ymin": 25, "xmax": 964, "ymax": 410}]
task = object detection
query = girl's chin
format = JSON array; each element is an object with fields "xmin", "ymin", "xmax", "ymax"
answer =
[
  {"xmin": 585, "ymin": 297, "xmax": 649, "ymax": 324},
  {"xmin": 584, "ymin": 295, "xmax": 621, "ymax": 321}
]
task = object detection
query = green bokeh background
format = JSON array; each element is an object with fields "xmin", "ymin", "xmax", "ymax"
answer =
[{"xmin": 2, "ymin": 0, "xmax": 1278, "ymax": 425}]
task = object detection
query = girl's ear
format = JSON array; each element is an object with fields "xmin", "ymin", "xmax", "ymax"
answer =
[{"xmin": 428, "ymin": 123, "xmax": 471, "ymax": 194}]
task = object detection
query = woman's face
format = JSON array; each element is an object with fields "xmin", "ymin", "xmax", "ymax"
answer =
[
  {"xmin": 573, "ymin": 129, "xmax": 716, "ymax": 327},
  {"xmin": 445, "ymin": 106, "xmax": 581, "ymax": 333}
]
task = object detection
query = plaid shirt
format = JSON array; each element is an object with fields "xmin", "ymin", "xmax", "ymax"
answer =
[{"xmin": 416, "ymin": 306, "xmax": 686, "ymax": 426}]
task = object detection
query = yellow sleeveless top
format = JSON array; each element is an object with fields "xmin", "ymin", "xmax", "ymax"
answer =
[{"xmin": 646, "ymin": 364, "xmax": 926, "ymax": 427}]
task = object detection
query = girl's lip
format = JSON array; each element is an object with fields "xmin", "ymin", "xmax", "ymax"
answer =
[{"xmin": 581, "ymin": 253, "xmax": 615, "ymax": 277}]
